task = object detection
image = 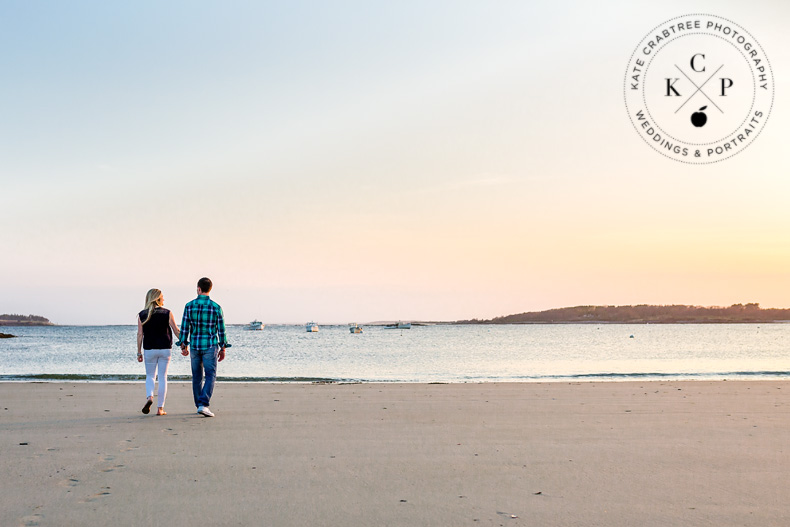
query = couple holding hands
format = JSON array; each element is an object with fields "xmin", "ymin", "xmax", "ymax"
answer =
[{"xmin": 136, "ymin": 277, "xmax": 228, "ymax": 417}]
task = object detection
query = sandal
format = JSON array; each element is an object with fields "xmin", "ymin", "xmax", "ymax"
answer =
[{"xmin": 142, "ymin": 400, "xmax": 153, "ymax": 414}]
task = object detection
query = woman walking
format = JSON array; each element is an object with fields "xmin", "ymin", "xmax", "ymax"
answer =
[{"xmin": 136, "ymin": 288, "xmax": 180, "ymax": 415}]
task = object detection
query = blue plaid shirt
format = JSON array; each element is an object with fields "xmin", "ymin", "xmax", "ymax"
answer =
[{"xmin": 177, "ymin": 295, "xmax": 227, "ymax": 351}]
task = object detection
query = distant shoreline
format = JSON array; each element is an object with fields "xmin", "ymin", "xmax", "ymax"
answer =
[
  {"xmin": 0, "ymin": 314, "xmax": 53, "ymax": 327},
  {"xmin": 5, "ymin": 303, "xmax": 790, "ymax": 326},
  {"xmin": 457, "ymin": 303, "xmax": 790, "ymax": 325},
  {"xmin": 456, "ymin": 319, "xmax": 790, "ymax": 325},
  {"xmin": 0, "ymin": 322, "xmax": 54, "ymax": 327},
  {"xmin": 5, "ymin": 320, "xmax": 790, "ymax": 328}
]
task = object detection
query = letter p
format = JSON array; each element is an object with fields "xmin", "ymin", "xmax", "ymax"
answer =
[{"xmin": 721, "ymin": 78, "xmax": 734, "ymax": 96}]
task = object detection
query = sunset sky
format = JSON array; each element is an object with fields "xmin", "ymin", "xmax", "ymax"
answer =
[{"xmin": 2, "ymin": 0, "xmax": 789, "ymax": 324}]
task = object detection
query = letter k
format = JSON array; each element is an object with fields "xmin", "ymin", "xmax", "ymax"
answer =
[{"xmin": 665, "ymin": 78, "xmax": 681, "ymax": 96}]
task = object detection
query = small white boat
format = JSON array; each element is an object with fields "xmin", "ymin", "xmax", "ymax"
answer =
[
  {"xmin": 246, "ymin": 320, "xmax": 264, "ymax": 331},
  {"xmin": 306, "ymin": 321, "xmax": 319, "ymax": 332},
  {"xmin": 349, "ymin": 323, "xmax": 363, "ymax": 334},
  {"xmin": 385, "ymin": 321, "xmax": 412, "ymax": 329}
]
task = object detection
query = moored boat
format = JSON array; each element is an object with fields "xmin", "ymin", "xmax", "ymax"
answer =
[
  {"xmin": 385, "ymin": 321, "xmax": 412, "ymax": 329},
  {"xmin": 246, "ymin": 320, "xmax": 264, "ymax": 331}
]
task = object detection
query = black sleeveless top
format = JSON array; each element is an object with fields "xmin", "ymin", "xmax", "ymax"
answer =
[{"xmin": 139, "ymin": 307, "xmax": 173, "ymax": 350}]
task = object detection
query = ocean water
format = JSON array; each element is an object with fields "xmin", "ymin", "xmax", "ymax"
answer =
[{"xmin": 1, "ymin": 323, "xmax": 789, "ymax": 383}]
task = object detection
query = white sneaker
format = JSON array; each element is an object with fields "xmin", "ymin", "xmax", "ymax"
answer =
[{"xmin": 198, "ymin": 406, "xmax": 215, "ymax": 417}]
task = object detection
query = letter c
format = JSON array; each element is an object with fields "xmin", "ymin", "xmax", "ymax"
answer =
[{"xmin": 690, "ymin": 54, "xmax": 706, "ymax": 72}]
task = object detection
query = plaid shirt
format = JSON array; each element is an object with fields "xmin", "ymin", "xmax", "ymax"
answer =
[{"xmin": 177, "ymin": 295, "xmax": 227, "ymax": 351}]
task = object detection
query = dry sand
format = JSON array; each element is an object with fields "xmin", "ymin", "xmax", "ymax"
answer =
[{"xmin": 1, "ymin": 381, "xmax": 788, "ymax": 526}]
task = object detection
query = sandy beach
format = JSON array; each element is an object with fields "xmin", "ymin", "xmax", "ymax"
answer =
[{"xmin": 1, "ymin": 381, "xmax": 788, "ymax": 526}]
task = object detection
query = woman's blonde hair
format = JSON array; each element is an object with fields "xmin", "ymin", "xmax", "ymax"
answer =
[{"xmin": 142, "ymin": 288, "xmax": 163, "ymax": 325}]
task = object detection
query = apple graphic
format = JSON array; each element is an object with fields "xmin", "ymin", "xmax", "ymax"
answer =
[{"xmin": 691, "ymin": 106, "xmax": 707, "ymax": 127}]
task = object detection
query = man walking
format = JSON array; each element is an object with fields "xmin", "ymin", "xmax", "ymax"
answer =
[{"xmin": 178, "ymin": 277, "xmax": 227, "ymax": 417}]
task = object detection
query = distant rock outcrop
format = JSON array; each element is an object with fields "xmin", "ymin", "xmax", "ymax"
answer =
[{"xmin": 0, "ymin": 332, "xmax": 16, "ymax": 338}]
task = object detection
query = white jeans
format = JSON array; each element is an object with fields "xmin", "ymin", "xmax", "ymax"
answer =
[{"xmin": 144, "ymin": 348, "xmax": 171, "ymax": 406}]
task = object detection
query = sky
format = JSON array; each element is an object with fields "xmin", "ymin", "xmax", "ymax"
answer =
[{"xmin": 1, "ymin": 0, "xmax": 789, "ymax": 325}]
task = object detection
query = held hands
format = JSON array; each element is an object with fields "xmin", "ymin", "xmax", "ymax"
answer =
[{"xmin": 176, "ymin": 344, "xmax": 223, "ymax": 359}]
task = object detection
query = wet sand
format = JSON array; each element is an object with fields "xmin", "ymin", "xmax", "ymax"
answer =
[{"xmin": 1, "ymin": 381, "xmax": 788, "ymax": 526}]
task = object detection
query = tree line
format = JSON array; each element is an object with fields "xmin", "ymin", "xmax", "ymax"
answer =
[
  {"xmin": 458, "ymin": 304, "xmax": 790, "ymax": 324},
  {"xmin": 0, "ymin": 314, "xmax": 52, "ymax": 325}
]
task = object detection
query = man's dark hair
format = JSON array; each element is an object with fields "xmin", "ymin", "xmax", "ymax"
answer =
[{"xmin": 197, "ymin": 277, "xmax": 213, "ymax": 294}]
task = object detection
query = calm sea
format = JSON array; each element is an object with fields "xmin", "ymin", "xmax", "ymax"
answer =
[{"xmin": 1, "ymin": 323, "xmax": 789, "ymax": 383}]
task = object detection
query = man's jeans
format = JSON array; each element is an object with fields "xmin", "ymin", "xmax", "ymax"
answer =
[{"xmin": 191, "ymin": 347, "xmax": 218, "ymax": 408}]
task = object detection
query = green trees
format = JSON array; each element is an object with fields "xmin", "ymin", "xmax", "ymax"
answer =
[
  {"xmin": 0, "ymin": 314, "xmax": 52, "ymax": 326},
  {"xmin": 460, "ymin": 304, "xmax": 790, "ymax": 324}
]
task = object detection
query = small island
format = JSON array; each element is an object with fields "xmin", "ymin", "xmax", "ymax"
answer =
[
  {"xmin": 0, "ymin": 314, "xmax": 53, "ymax": 327},
  {"xmin": 458, "ymin": 303, "xmax": 790, "ymax": 324}
]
